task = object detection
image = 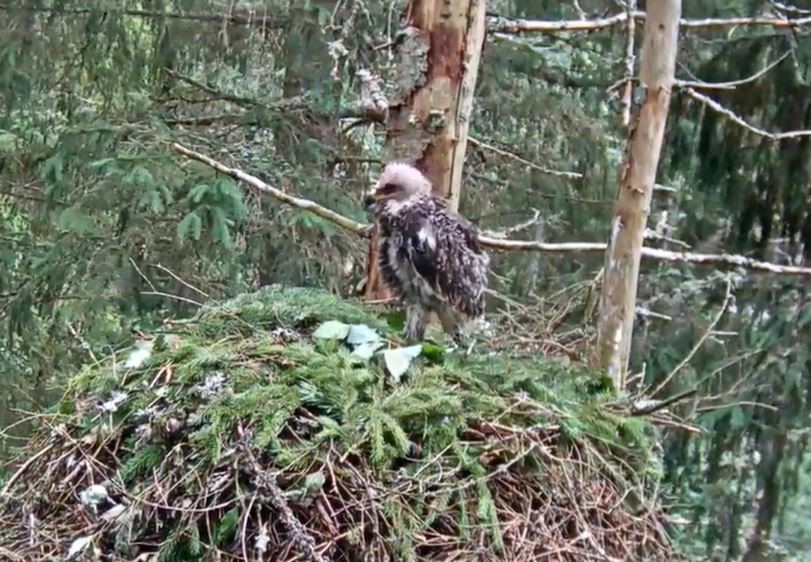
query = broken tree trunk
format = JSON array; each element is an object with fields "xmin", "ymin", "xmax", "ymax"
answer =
[
  {"xmin": 364, "ymin": 0, "xmax": 488, "ymax": 299},
  {"xmin": 594, "ymin": 0, "xmax": 682, "ymax": 390}
]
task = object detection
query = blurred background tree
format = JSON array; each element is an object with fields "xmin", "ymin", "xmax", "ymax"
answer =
[{"xmin": 0, "ymin": 0, "xmax": 809, "ymax": 559}]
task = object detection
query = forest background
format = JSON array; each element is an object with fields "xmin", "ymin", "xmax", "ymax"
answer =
[{"xmin": 0, "ymin": 0, "xmax": 809, "ymax": 560}]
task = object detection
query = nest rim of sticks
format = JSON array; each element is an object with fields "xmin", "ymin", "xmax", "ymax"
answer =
[{"xmin": 0, "ymin": 285, "xmax": 672, "ymax": 562}]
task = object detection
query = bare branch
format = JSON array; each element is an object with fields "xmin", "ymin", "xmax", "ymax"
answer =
[
  {"xmin": 675, "ymin": 51, "xmax": 790, "ymax": 89},
  {"xmin": 653, "ymin": 184, "xmax": 678, "ymax": 193},
  {"xmin": 141, "ymin": 291, "xmax": 205, "ymax": 308},
  {"xmin": 650, "ymin": 277, "xmax": 733, "ymax": 398},
  {"xmin": 171, "ymin": 143, "xmax": 369, "ymax": 236},
  {"xmin": 488, "ymin": 11, "xmax": 635, "ymax": 33},
  {"xmin": 683, "ymin": 87, "xmax": 811, "ymax": 140},
  {"xmin": 677, "ymin": 13, "xmax": 811, "ymax": 28},
  {"xmin": 770, "ymin": 1, "xmax": 811, "ymax": 16},
  {"xmin": 640, "ymin": 246, "xmax": 810, "ymax": 275},
  {"xmin": 163, "ymin": 113, "xmax": 246, "ymax": 126},
  {"xmin": 488, "ymin": 10, "xmax": 811, "ymax": 34},
  {"xmin": 469, "ymin": 138, "xmax": 676, "ymax": 194},
  {"xmin": 636, "ymin": 307, "xmax": 673, "ymax": 321},
  {"xmin": 170, "ymin": 143, "xmax": 811, "ymax": 276},
  {"xmin": 10, "ymin": 4, "xmax": 808, "ymax": 35},
  {"xmin": 468, "ymin": 137, "xmax": 583, "ymax": 179},
  {"xmin": 482, "ymin": 209, "xmax": 542, "ymax": 239},
  {"xmin": 630, "ymin": 388, "xmax": 697, "ymax": 416},
  {"xmin": 165, "ymin": 69, "xmax": 263, "ymax": 109},
  {"xmin": 644, "ymin": 228, "xmax": 691, "ymax": 249}
]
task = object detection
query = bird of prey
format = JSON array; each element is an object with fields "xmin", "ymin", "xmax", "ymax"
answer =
[{"xmin": 365, "ymin": 162, "xmax": 489, "ymax": 345}]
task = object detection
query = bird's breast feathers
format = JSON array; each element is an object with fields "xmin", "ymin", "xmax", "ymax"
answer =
[{"xmin": 375, "ymin": 195, "xmax": 488, "ymax": 318}]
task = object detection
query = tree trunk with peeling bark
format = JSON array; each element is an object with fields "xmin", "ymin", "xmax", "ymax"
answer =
[
  {"xmin": 364, "ymin": 0, "xmax": 487, "ymax": 300},
  {"xmin": 594, "ymin": 0, "xmax": 681, "ymax": 389}
]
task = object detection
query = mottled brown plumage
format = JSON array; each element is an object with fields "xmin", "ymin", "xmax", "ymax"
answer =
[{"xmin": 367, "ymin": 162, "xmax": 489, "ymax": 343}]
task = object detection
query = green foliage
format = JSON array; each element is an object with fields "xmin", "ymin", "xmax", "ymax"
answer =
[
  {"xmin": 0, "ymin": 286, "xmax": 668, "ymax": 560},
  {"xmin": 0, "ymin": 0, "xmax": 809, "ymax": 559},
  {"xmin": 192, "ymin": 284, "xmax": 387, "ymax": 337},
  {"xmin": 120, "ymin": 443, "xmax": 164, "ymax": 484}
]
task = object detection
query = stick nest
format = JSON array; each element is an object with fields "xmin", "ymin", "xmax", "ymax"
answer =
[{"xmin": 0, "ymin": 286, "xmax": 672, "ymax": 561}]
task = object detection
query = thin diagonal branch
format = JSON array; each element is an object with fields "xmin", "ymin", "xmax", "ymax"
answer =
[
  {"xmin": 171, "ymin": 143, "xmax": 368, "ymax": 236},
  {"xmin": 482, "ymin": 209, "xmax": 542, "ymax": 239},
  {"xmin": 675, "ymin": 51, "xmax": 791, "ymax": 90},
  {"xmin": 683, "ymin": 87, "xmax": 811, "ymax": 140},
  {"xmin": 469, "ymin": 138, "xmax": 676, "ymax": 193},
  {"xmin": 468, "ymin": 137, "xmax": 583, "ymax": 179},
  {"xmin": 488, "ymin": 11, "xmax": 635, "ymax": 33},
  {"xmin": 650, "ymin": 277, "xmax": 734, "ymax": 398},
  {"xmin": 170, "ymin": 143, "xmax": 811, "ymax": 277}
]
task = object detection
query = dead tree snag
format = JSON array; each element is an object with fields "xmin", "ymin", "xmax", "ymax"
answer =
[
  {"xmin": 594, "ymin": 0, "xmax": 682, "ymax": 389},
  {"xmin": 365, "ymin": 0, "xmax": 488, "ymax": 299}
]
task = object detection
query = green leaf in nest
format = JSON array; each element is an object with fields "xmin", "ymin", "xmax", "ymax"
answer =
[
  {"xmin": 383, "ymin": 345, "xmax": 423, "ymax": 383},
  {"xmin": 346, "ymin": 324, "xmax": 381, "ymax": 345},
  {"xmin": 312, "ymin": 320, "xmax": 350, "ymax": 340},
  {"xmin": 420, "ymin": 342, "xmax": 446, "ymax": 363},
  {"xmin": 352, "ymin": 340, "xmax": 384, "ymax": 360}
]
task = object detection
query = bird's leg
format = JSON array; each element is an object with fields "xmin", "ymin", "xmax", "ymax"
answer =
[
  {"xmin": 437, "ymin": 308, "xmax": 467, "ymax": 350},
  {"xmin": 404, "ymin": 303, "xmax": 426, "ymax": 342}
]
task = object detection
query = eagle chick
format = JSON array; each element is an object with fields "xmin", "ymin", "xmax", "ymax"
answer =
[{"xmin": 367, "ymin": 162, "xmax": 489, "ymax": 344}]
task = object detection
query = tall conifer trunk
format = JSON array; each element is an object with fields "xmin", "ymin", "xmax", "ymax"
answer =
[
  {"xmin": 594, "ymin": 0, "xmax": 681, "ymax": 388},
  {"xmin": 365, "ymin": 0, "xmax": 487, "ymax": 300}
]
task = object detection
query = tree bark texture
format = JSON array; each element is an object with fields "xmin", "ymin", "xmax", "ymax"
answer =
[
  {"xmin": 364, "ymin": 0, "xmax": 487, "ymax": 299},
  {"xmin": 594, "ymin": 0, "xmax": 681, "ymax": 389},
  {"xmin": 389, "ymin": 0, "xmax": 486, "ymax": 208}
]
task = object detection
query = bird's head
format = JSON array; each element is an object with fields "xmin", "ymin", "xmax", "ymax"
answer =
[{"xmin": 364, "ymin": 162, "xmax": 432, "ymax": 209}]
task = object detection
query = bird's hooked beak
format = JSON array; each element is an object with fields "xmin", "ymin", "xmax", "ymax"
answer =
[
  {"xmin": 364, "ymin": 181, "xmax": 399, "ymax": 210},
  {"xmin": 363, "ymin": 183, "xmax": 385, "ymax": 210}
]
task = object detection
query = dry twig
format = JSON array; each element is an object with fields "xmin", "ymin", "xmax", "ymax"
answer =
[
  {"xmin": 172, "ymin": 143, "xmax": 368, "ymax": 236},
  {"xmin": 683, "ymin": 87, "xmax": 811, "ymax": 140},
  {"xmin": 468, "ymin": 137, "xmax": 583, "ymax": 179},
  {"xmin": 488, "ymin": 10, "xmax": 811, "ymax": 34},
  {"xmin": 650, "ymin": 276, "xmax": 734, "ymax": 398},
  {"xmin": 171, "ymin": 143, "xmax": 811, "ymax": 277},
  {"xmin": 675, "ymin": 51, "xmax": 791, "ymax": 90}
]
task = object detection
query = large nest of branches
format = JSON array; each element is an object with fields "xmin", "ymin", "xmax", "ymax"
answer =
[{"xmin": 0, "ymin": 286, "xmax": 671, "ymax": 561}]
